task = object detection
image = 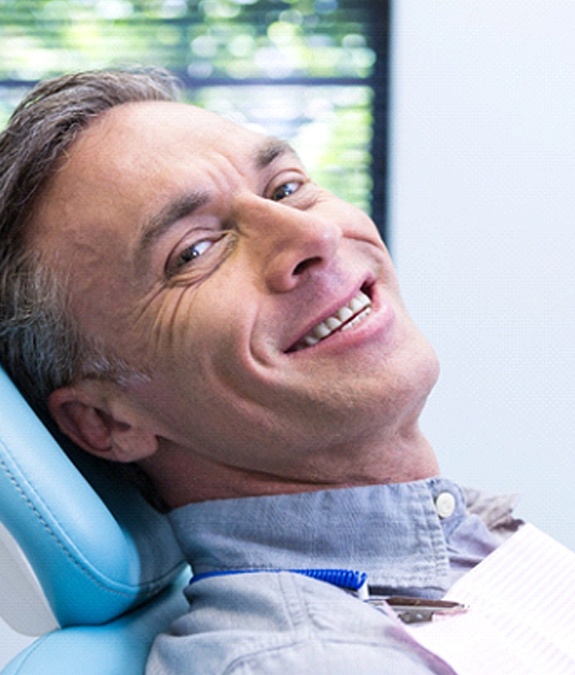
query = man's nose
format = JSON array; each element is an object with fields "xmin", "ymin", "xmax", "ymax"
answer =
[{"xmin": 237, "ymin": 196, "xmax": 342, "ymax": 293}]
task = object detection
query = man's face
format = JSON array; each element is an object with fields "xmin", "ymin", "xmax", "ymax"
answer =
[{"xmin": 36, "ymin": 101, "xmax": 438, "ymax": 483}]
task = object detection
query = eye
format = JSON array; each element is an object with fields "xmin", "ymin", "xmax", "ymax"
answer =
[
  {"xmin": 166, "ymin": 231, "xmax": 235, "ymax": 283},
  {"xmin": 270, "ymin": 180, "xmax": 302, "ymax": 202},
  {"xmin": 175, "ymin": 239, "xmax": 213, "ymax": 268}
]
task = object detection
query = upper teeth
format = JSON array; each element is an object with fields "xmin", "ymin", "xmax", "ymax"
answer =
[{"xmin": 296, "ymin": 290, "xmax": 372, "ymax": 350}]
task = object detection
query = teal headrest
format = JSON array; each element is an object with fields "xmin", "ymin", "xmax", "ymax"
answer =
[{"xmin": 0, "ymin": 367, "xmax": 185, "ymax": 627}]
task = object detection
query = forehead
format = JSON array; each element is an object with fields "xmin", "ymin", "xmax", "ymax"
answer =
[
  {"xmin": 75, "ymin": 100, "xmax": 269, "ymax": 173},
  {"xmin": 44, "ymin": 100, "xmax": 295, "ymax": 214},
  {"xmin": 35, "ymin": 100, "xmax": 285, "ymax": 235}
]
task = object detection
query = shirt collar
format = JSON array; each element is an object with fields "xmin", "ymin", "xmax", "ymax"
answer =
[{"xmin": 168, "ymin": 477, "xmax": 469, "ymax": 594}]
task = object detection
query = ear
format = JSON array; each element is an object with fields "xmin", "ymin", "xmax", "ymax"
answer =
[{"xmin": 47, "ymin": 381, "xmax": 159, "ymax": 463}]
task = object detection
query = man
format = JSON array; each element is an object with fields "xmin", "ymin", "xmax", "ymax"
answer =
[{"xmin": 0, "ymin": 69, "xmax": 519, "ymax": 673}]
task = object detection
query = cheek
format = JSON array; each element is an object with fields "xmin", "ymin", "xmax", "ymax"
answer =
[
  {"xmin": 127, "ymin": 312, "xmax": 272, "ymax": 455},
  {"xmin": 327, "ymin": 198, "xmax": 383, "ymax": 241},
  {"xmin": 134, "ymin": 281, "xmax": 253, "ymax": 385}
]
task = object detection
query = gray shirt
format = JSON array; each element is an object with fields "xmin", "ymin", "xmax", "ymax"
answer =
[{"xmin": 147, "ymin": 478, "xmax": 521, "ymax": 674}]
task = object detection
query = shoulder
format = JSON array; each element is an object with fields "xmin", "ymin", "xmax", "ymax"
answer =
[{"xmin": 146, "ymin": 571, "xmax": 454, "ymax": 674}]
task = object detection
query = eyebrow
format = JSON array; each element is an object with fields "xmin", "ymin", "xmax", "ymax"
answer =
[{"xmin": 254, "ymin": 138, "xmax": 296, "ymax": 170}]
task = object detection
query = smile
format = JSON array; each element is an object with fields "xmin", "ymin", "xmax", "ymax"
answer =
[{"xmin": 289, "ymin": 289, "xmax": 372, "ymax": 352}]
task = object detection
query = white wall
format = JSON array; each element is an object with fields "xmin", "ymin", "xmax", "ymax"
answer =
[{"xmin": 390, "ymin": 0, "xmax": 575, "ymax": 549}]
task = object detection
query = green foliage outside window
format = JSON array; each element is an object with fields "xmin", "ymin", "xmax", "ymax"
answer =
[{"xmin": 0, "ymin": 0, "xmax": 382, "ymax": 211}]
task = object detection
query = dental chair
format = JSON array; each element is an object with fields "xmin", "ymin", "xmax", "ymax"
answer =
[{"xmin": 0, "ymin": 366, "xmax": 188, "ymax": 674}]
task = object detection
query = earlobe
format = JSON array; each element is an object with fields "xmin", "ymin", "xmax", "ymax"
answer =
[{"xmin": 47, "ymin": 384, "xmax": 159, "ymax": 463}]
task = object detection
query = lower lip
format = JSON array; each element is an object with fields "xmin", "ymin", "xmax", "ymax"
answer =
[{"xmin": 288, "ymin": 288, "xmax": 396, "ymax": 357}]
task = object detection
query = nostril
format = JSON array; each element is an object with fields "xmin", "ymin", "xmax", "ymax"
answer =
[{"xmin": 293, "ymin": 256, "xmax": 322, "ymax": 276}]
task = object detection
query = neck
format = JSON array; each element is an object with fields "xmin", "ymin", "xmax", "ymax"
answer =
[{"xmin": 140, "ymin": 423, "xmax": 439, "ymax": 509}]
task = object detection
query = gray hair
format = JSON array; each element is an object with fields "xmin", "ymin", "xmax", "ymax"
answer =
[{"xmin": 0, "ymin": 68, "xmax": 179, "ymax": 410}]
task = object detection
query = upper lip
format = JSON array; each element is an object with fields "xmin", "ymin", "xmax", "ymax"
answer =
[{"xmin": 285, "ymin": 281, "xmax": 374, "ymax": 353}]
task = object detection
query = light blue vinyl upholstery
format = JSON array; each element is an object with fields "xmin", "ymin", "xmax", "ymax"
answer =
[{"xmin": 0, "ymin": 366, "xmax": 188, "ymax": 673}]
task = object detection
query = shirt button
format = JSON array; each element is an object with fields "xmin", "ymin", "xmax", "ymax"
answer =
[{"xmin": 435, "ymin": 491, "xmax": 456, "ymax": 519}]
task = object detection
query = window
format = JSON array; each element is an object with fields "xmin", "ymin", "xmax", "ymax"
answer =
[{"xmin": 0, "ymin": 0, "xmax": 389, "ymax": 235}]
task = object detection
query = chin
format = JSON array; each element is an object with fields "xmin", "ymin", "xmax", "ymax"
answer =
[
  {"xmin": 376, "ymin": 337, "xmax": 440, "ymax": 424},
  {"xmin": 406, "ymin": 338, "xmax": 440, "ymax": 399}
]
